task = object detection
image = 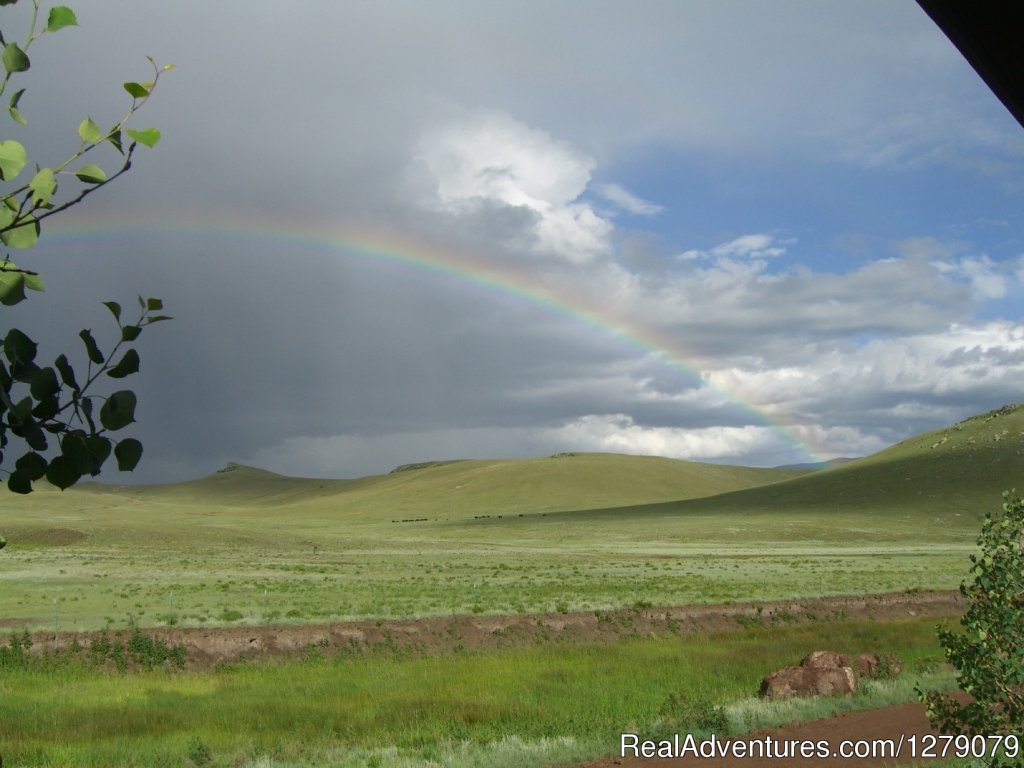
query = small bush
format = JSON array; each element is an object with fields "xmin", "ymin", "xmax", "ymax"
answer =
[
  {"xmin": 127, "ymin": 629, "xmax": 186, "ymax": 670},
  {"xmin": 185, "ymin": 735, "xmax": 213, "ymax": 766},
  {"xmin": 0, "ymin": 629, "xmax": 31, "ymax": 668},
  {"xmin": 920, "ymin": 491, "xmax": 1024, "ymax": 767}
]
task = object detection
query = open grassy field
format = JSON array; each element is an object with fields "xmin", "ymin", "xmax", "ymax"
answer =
[
  {"xmin": 2, "ymin": 406, "xmax": 1022, "ymax": 632},
  {"xmin": 1, "ymin": 406, "xmax": 1021, "ymax": 767},
  {"xmin": 0, "ymin": 613, "xmax": 959, "ymax": 768}
]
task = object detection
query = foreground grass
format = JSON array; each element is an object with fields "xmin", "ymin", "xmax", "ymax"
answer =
[{"xmin": 0, "ymin": 615, "xmax": 956, "ymax": 768}]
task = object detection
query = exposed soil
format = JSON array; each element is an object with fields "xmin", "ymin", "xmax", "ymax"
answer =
[
  {"xmin": 19, "ymin": 589, "xmax": 962, "ymax": 667},
  {"xmin": 565, "ymin": 696, "xmax": 973, "ymax": 768}
]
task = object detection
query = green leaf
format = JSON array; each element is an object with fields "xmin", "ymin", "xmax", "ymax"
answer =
[
  {"xmin": 123, "ymin": 81, "xmax": 149, "ymax": 98},
  {"xmin": 3, "ymin": 328, "xmax": 36, "ymax": 366},
  {"xmin": 143, "ymin": 314, "xmax": 172, "ymax": 325},
  {"xmin": 106, "ymin": 348, "xmax": 139, "ymax": 378},
  {"xmin": 114, "ymin": 438, "xmax": 143, "ymax": 471},
  {"xmin": 10, "ymin": 396, "xmax": 32, "ymax": 423},
  {"xmin": 63, "ymin": 432, "xmax": 111, "ymax": 475},
  {"xmin": 15, "ymin": 450, "xmax": 47, "ymax": 481},
  {"xmin": 100, "ymin": 390, "xmax": 136, "ymax": 431},
  {"xmin": 46, "ymin": 6, "xmax": 78, "ymax": 32},
  {"xmin": 9, "ymin": 87, "xmax": 27, "ymax": 125},
  {"xmin": 8, "ymin": 469, "xmax": 32, "ymax": 494},
  {"xmin": 102, "ymin": 300, "xmax": 121, "ymax": 321},
  {"xmin": 78, "ymin": 116, "xmax": 102, "ymax": 144},
  {"xmin": 120, "ymin": 324, "xmax": 142, "ymax": 342},
  {"xmin": 24, "ymin": 423, "xmax": 46, "ymax": 451},
  {"xmin": 31, "ymin": 391, "xmax": 59, "ymax": 421},
  {"xmin": 0, "ymin": 214, "xmax": 39, "ymax": 248},
  {"xmin": 78, "ymin": 396, "xmax": 96, "ymax": 433},
  {"xmin": 29, "ymin": 366, "xmax": 59, "ymax": 400},
  {"xmin": 2, "ymin": 42, "xmax": 29, "ymax": 74},
  {"xmin": 106, "ymin": 128, "xmax": 123, "ymax": 154},
  {"xmin": 145, "ymin": 297, "xmax": 164, "ymax": 311},
  {"xmin": 29, "ymin": 167, "xmax": 56, "ymax": 206},
  {"xmin": 0, "ymin": 267, "xmax": 27, "ymax": 305},
  {"xmin": 74, "ymin": 163, "xmax": 107, "ymax": 183},
  {"xmin": 79, "ymin": 329, "xmax": 104, "ymax": 364},
  {"xmin": 0, "ymin": 139, "xmax": 26, "ymax": 180},
  {"xmin": 126, "ymin": 127, "xmax": 161, "ymax": 148},
  {"xmin": 45, "ymin": 455, "xmax": 80, "ymax": 490},
  {"xmin": 54, "ymin": 354, "xmax": 79, "ymax": 391}
]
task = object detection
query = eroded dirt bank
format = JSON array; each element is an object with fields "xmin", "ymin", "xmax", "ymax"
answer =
[{"xmin": 16, "ymin": 589, "xmax": 963, "ymax": 666}]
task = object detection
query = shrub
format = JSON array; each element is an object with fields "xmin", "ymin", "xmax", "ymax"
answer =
[{"xmin": 920, "ymin": 491, "xmax": 1023, "ymax": 767}]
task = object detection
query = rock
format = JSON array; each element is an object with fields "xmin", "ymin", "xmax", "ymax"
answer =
[
  {"xmin": 850, "ymin": 653, "xmax": 879, "ymax": 677},
  {"xmin": 760, "ymin": 665, "xmax": 857, "ymax": 699},
  {"xmin": 799, "ymin": 650, "xmax": 901, "ymax": 678},
  {"xmin": 801, "ymin": 650, "xmax": 846, "ymax": 670},
  {"xmin": 760, "ymin": 650, "xmax": 903, "ymax": 698}
]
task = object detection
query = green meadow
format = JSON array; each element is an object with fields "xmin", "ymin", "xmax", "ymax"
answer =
[
  {"xmin": 0, "ymin": 616, "xmax": 958, "ymax": 768},
  {"xmin": 1, "ymin": 405, "xmax": 1022, "ymax": 767},
  {"xmin": 6, "ymin": 404, "xmax": 1023, "ymax": 630}
]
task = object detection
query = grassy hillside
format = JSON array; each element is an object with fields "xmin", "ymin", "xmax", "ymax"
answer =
[
  {"xmin": 287, "ymin": 452, "xmax": 806, "ymax": 519},
  {"xmin": 1, "ymin": 410, "xmax": 1016, "ymax": 630},
  {"xmin": 660, "ymin": 403, "xmax": 1024, "ymax": 521},
  {"xmin": 11, "ymin": 452, "xmax": 805, "ymax": 522}
]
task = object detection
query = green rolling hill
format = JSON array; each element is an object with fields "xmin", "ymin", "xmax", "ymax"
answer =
[
  {"xmin": 543, "ymin": 405, "xmax": 1024, "ymax": 543},
  {"xmin": 6, "ymin": 405, "xmax": 1022, "ymax": 526},
  {"xmin": 7, "ymin": 452, "xmax": 809, "ymax": 524},
  {"xmin": 2, "ymin": 407, "xmax": 1019, "ymax": 629},
  {"xmin": 685, "ymin": 403, "xmax": 1024, "ymax": 517}
]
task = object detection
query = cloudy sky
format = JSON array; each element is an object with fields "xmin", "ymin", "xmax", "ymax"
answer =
[{"xmin": 6, "ymin": 1, "xmax": 1023, "ymax": 481}]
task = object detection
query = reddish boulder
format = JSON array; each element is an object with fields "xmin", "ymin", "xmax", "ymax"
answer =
[
  {"xmin": 760, "ymin": 665, "xmax": 857, "ymax": 699},
  {"xmin": 801, "ymin": 650, "xmax": 846, "ymax": 670},
  {"xmin": 760, "ymin": 650, "xmax": 902, "ymax": 699},
  {"xmin": 802, "ymin": 650, "xmax": 881, "ymax": 676}
]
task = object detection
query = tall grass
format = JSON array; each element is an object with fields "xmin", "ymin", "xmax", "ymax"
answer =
[{"xmin": 0, "ymin": 616, "xmax": 953, "ymax": 767}]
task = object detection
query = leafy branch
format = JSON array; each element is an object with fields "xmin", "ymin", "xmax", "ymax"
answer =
[
  {"xmin": 0, "ymin": 1, "xmax": 172, "ymax": 495},
  {"xmin": 0, "ymin": 23, "xmax": 171, "ymax": 251},
  {"xmin": 1, "ymin": 297, "xmax": 171, "ymax": 492}
]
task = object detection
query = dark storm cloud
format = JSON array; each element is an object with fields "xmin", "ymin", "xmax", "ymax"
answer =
[{"xmin": 4, "ymin": 1, "xmax": 1021, "ymax": 481}]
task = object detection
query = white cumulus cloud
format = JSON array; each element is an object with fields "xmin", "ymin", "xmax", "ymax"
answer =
[
  {"xmin": 932, "ymin": 254, "xmax": 1008, "ymax": 300},
  {"xmin": 548, "ymin": 413, "xmax": 781, "ymax": 461},
  {"xmin": 415, "ymin": 111, "xmax": 613, "ymax": 263}
]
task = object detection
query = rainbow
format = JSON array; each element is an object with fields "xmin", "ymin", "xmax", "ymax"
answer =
[{"xmin": 40, "ymin": 213, "xmax": 826, "ymax": 465}]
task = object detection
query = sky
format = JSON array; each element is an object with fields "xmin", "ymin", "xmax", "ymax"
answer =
[{"xmin": 4, "ymin": 1, "xmax": 1023, "ymax": 482}]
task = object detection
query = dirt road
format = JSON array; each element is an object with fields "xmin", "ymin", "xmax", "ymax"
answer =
[{"xmin": 566, "ymin": 697, "xmax": 972, "ymax": 768}]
